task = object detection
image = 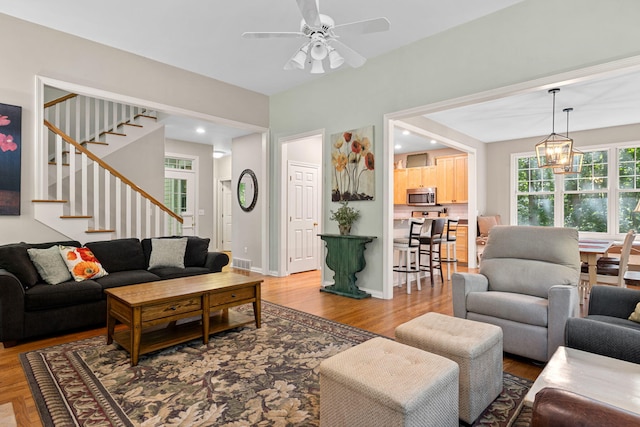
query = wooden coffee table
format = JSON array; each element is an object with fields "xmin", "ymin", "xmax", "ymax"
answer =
[
  {"xmin": 105, "ymin": 272, "xmax": 262, "ymax": 366},
  {"xmin": 524, "ymin": 346, "xmax": 640, "ymax": 414}
]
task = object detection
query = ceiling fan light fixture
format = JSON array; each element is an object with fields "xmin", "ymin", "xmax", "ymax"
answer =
[
  {"xmin": 310, "ymin": 41, "xmax": 328, "ymax": 61},
  {"xmin": 285, "ymin": 44, "xmax": 309, "ymax": 70},
  {"xmin": 310, "ymin": 59, "xmax": 325, "ymax": 74},
  {"xmin": 328, "ymin": 48, "xmax": 344, "ymax": 69}
]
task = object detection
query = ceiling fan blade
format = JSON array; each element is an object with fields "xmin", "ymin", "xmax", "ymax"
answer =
[
  {"xmin": 296, "ymin": 0, "xmax": 321, "ymax": 27},
  {"xmin": 331, "ymin": 39, "xmax": 367, "ymax": 68},
  {"xmin": 242, "ymin": 31, "xmax": 306, "ymax": 38},
  {"xmin": 333, "ymin": 17, "xmax": 391, "ymax": 35}
]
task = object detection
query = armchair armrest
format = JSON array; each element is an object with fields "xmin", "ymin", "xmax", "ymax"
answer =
[
  {"xmin": 532, "ymin": 387, "xmax": 640, "ymax": 427},
  {"xmin": 452, "ymin": 272, "xmax": 489, "ymax": 318},
  {"xmin": 565, "ymin": 317, "xmax": 640, "ymax": 364},
  {"xmin": 204, "ymin": 252, "xmax": 230, "ymax": 273},
  {"xmin": 0, "ymin": 269, "xmax": 26, "ymax": 342},
  {"xmin": 547, "ymin": 285, "xmax": 579, "ymax": 361},
  {"xmin": 588, "ymin": 285, "xmax": 640, "ymax": 318}
]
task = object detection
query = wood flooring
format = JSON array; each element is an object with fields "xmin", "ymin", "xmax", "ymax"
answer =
[{"xmin": 0, "ymin": 266, "xmax": 612, "ymax": 426}]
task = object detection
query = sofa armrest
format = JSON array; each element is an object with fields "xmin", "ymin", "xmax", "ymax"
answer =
[
  {"xmin": 532, "ymin": 387, "xmax": 640, "ymax": 427},
  {"xmin": 0, "ymin": 269, "xmax": 26, "ymax": 342},
  {"xmin": 547, "ymin": 285, "xmax": 579, "ymax": 360},
  {"xmin": 204, "ymin": 252, "xmax": 230, "ymax": 273},
  {"xmin": 451, "ymin": 272, "xmax": 489, "ymax": 318},
  {"xmin": 565, "ymin": 317, "xmax": 640, "ymax": 364},
  {"xmin": 588, "ymin": 285, "xmax": 640, "ymax": 318}
]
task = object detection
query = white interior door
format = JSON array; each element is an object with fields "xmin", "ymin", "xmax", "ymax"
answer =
[
  {"xmin": 221, "ymin": 180, "xmax": 232, "ymax": 251},
  {"xmin": 165, "ymin": 169, "xmax": 196, "ymax": 236},
  {"xmin": 288, "ymin": 162, "xmax": 320, "ymax": 273}
]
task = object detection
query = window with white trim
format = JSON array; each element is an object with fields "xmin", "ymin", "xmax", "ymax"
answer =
[{"xmin": 513, "ymin": 144, "xmax": 640, "ymax": 236}]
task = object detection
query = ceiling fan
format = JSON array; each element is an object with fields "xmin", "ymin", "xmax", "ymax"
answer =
[{"xmin": 242, "ymin": 0, "xmax": 390, "ymax": 74}]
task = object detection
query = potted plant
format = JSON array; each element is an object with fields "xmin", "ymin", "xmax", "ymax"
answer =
[{"xmin": 330, "ymin": 201, "xmax": 360, "ymax": 235}]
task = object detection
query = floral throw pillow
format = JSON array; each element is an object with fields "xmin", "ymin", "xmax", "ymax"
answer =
[{"xmin": 59, "ymin": 246, "xmax": 108, "ymax": 281}]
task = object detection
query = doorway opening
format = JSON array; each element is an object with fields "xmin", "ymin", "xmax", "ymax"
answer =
[{"xmin": 164, "ymin": 154, "xmax": 198, "ymax": 236}]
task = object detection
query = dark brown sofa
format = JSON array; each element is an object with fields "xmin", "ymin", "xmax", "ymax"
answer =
[{"xmin": 0, "ymin": 236, "xmax": 229, "ymax": 346}]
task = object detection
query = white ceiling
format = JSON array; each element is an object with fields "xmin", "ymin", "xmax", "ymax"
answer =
[{"xmin": 4, "ymin": 0, "xmax": 640, "ymax": 155}]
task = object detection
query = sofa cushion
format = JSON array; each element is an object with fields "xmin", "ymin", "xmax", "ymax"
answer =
[
  {"xmin": 95, "ymin": 270, "xmax": 161, "ymax": 290},
  {"xmin": 148, "ymin": 266, "xmax": 210, "ymax": 280},
  {"xmin": 466, "ymin": 291, "xmax": 548, "ymax": 327},
  {"xmin": 24, "ymin": 279, "xmax": 103, "ymax": 311},
  {"xmin": 0, "ymin": 243, "xmax": 39, "ymax": 289},
  {"xmin": 85, "ymin": 238, "xmax": 147, "ymax": 273},
  {"xmin": 586, "ymin": 314, "xmax": 640, "ymax": 331},
  {"xmin": 27, "ymin": 246, "xmax": 72, "ymax": 285},
  {"xmin": 142, "ymin": 236, "xmax": 211, "ymax": 268}
]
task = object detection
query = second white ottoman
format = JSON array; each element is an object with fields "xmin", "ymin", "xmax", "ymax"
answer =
[
  {"xmin": 395, "ymin": 312, "xmax": 503, "ymax": 424},
  {"xmin": 319, "ymin": 336, "xmax": 459, "ymax": 427}
]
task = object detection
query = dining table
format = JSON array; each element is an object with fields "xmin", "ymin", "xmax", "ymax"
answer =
[{"xmin": 578, "ymin": 239, "xmax": 614, "ymax": 289}]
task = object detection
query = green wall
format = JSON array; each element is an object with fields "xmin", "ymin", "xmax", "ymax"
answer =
[{"xmin": 269, "ymin": 0, "xmax": 640, "ymax": 293}]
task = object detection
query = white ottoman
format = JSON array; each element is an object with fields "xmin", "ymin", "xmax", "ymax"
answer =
[
  {"xmin": 395, "ymin": 312, "xmax": 503, "ymax": 424},
  {"xmin": 319, "ymin": 336, "xmax": 459, "ymax": 427}
]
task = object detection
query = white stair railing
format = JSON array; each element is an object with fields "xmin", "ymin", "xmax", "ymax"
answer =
[
  {"xmin": 44, "ymin": 94, "xmax": 151, "ymax": 163},
  {"xmin": 40, "ymin": 120, "xmax": 182, "ymax": 239}
]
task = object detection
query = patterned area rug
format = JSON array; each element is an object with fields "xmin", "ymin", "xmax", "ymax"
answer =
[{"xmin": 21, "ymin": 302, "xmax": 532, "ymax": 426}]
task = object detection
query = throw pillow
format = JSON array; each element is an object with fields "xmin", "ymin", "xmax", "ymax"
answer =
[
  {"xmin": 27, "ymin": 246, "xmax": 72, "ymax": 285},
  {"xmin": 148, "ymin": 237, "xmax": 188, "ymax": 269},
  {"xmin": 59, "ymin": 246, "xmax": 108, "ymax": 281},
  {"xmin": 629, "ymin": 302, "xmax": 640, "ymax": 323}
]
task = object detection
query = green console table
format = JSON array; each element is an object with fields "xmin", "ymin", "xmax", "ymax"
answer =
[{"xmin": 318, "ymin": 234, "xmax": 377, "ymax": 299}]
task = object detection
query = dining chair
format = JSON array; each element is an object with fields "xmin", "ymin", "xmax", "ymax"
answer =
[
  {"xmin": 418, "ymin": 218, "xmax": 445, "ymax": 286},
  {"xmin": 393, "ymin": 218, "xmax": 425, "ymax": 294},
  {"xmin": 579, "ymin": 230, "xmax": 636, "ymax": 295}
]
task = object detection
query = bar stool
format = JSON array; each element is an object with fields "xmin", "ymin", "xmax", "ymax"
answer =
[
  {"xmin": 393, "ymin": 218, "xmax": 425, "ymax": 294},
  {"xmin": 440, "ymin": 218, "xmax": 459, "ymax": 281},
  {"xmin": 419, "ymin": 218, "xmax": 445, "ymax": 286}
]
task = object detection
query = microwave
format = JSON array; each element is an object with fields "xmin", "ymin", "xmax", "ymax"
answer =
[{"xmin": 407, "ymin": 187, "xmax": 436, "ymax": 206}]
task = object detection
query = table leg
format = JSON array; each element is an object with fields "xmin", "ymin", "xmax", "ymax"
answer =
[
  {"xmin": 587, "ymin": 253, "xmax": 598, "ymax": 290},
  {"xmin": 106, "ymin": 297, "xmax": 115, "ymax": 345},
  {"xmin": 202, "ymin": 294, "xmax": 210, "ymax": 345},
  {"xmin": 131, "ymin": 307, "xmax": 141, "ymax": 366},
  {"xmin": 254, "ymin": 283, "xmax": 261, "ymax": 328}
]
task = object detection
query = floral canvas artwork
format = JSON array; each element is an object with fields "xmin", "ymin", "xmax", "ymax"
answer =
[
  {"xmin": 0, "ymin": 103, "xmax": 21, "ymax": 215},
  {"xmin": 331, "ymin": 125, "xmax": 374, "ymax": 201}
]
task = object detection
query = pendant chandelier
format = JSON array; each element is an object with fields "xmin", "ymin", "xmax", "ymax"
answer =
[
  {"xmin": 553, "ymin": 107, "xmax": 583, "ymax": 175},
  {"xmin": 536, "ymin": 88, "xmax": 573, "ymax": 168}
]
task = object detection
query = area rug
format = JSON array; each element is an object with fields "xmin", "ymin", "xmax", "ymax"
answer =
[{"xmin": 21, "ymin": 302, "xmax": 532, "ymax": 426}]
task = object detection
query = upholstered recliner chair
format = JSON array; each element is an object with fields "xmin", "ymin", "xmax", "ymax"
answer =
[{"xmin": 452, "ymin": 226, "xmax": 581, "ymax": 362}]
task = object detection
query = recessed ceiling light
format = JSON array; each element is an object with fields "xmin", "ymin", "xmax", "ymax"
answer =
[
  {"xmin": 213, "ymin": 151, "xmax": 225, "ymax": 159},
  {"xmin": 196, "ymin": 127, "xmax": 205, "ymax": 134},
  {"xmin": 402, "ymin": 130, "xmax": 410, "ymax": 136},
  {"xmin": 395, "ymin": 144, "xmax": 402, "ymax": 149},
  {"xmin": 430, "ymin": 139, "xmax": 437, "ymax": 144}
]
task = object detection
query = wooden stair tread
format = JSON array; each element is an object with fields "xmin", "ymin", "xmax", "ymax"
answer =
[
  {"xmin": 48, "ymin": 162, "xmax": 70, "ymax": 166},
  {"xmin": 100, "ymin": 131, "xmax": 126, "ymax": 137},
  {"xmin": 81, "ymin": 141, "xmax": 109, "ymax": 146},
  {"xmin": 60, "ymin": 215, "xmax": 92, "ymax": 219},
  {"xmin": 32, "ymin": 199, "xmax": 68, "ymax": 203},
  {"xmin": 135, "ymin": 114, "xmax": 157, "ymax": 120},
  {"xmin": 122, "ymin": 122, "xmax": 143, "ymax": 128},
  {"xmin": 86, "ymin": 229, "xmax": 115, "ymax": 233}
]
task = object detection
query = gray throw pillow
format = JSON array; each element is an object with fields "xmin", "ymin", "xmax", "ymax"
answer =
[
  {"xmin": 27, "ymin": 246, "xmax": 72, "ymax": 285},
  {"xmin": 148, "ymin": 237, "xmax": 188, "ymax": 269}
]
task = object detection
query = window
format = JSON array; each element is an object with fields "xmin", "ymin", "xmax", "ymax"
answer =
[
  {"xmin": 515, "ymin": 155, "xmax": 555, "ymax": 226},
  {"xmin": 164, "ymin": 157, "xmax": 193, "ymax": 170},
  {"xmin": 513, "ymin": 144, "xmax": 640, "ymax": 236}
]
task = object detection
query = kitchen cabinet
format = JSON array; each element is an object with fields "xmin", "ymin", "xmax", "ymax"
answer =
[
  {"xmin": 436, "ymin": 155, "xmax": 468, "ymax": 204},
  {"xmin": 394, "ymin": 169, "xmax": 407, "ymax": 204},
  {"xmin": 443, "ymin": 223, "xmax": 468, "ymax": 264},
  {"xmin": 394, "ymin": 166, "xmax": 436, "ymax": 204}
]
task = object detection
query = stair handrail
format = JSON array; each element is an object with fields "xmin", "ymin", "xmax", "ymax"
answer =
[
  {"xmin": 44, "ymin": 93, "xmax": 78, "ymax": 109},
  {"xmin": 43, "ymin": 119, "xmax": 183, "ymax": 224}
]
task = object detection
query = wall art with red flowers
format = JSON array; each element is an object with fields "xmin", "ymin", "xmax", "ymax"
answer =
[
  {"xmin": 0, "ymin": 103, "xmax": 21, "ymax": 215},
  {"xmin": 331, "ymin": 125, "xmax": 374, "ymax": 201}
]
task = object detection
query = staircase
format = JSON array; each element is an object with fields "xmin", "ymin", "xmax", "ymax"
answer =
[{"xmin": 34, "ymin": 93, "xmax": 183, "ymax": 242}]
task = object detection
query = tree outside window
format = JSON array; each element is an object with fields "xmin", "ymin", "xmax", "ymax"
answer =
[{"xmin": 516, "ymin": 156, "xmax": 555, "ymax": 226}]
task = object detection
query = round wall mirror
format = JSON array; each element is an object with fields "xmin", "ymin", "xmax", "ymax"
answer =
[{"xmin": 238, "ymin": 169, "xmax": 258, "ymax": 212}]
